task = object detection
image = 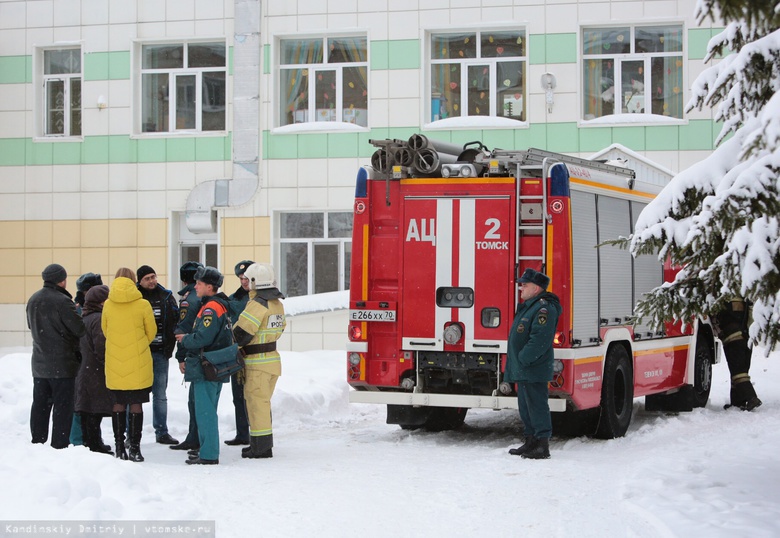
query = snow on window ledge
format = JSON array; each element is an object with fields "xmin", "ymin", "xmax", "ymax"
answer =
[
  {"xmin": 580, "ymin": 113, "xmax": 687, "ymax": 127},
  {"xmin": 424, "ymin": 116, "xmax": 527, "ymax": 130},
  {"xmin": 273, "ymin": 122, "xmax": 368, "ymax": 135}
]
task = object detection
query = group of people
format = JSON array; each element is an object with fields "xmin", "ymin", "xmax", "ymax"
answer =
[{"xmin": 26, "ymin": 259, "xmax": 287, "ymax": 466}]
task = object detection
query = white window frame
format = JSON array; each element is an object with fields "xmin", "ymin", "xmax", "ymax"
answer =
[
  {"xmin": 580, "ymin": 23, "xmax": 686, "ymax": 124},
  {"xmin": 33, "ymin": 45, "xmax": 83, "ymax": 140},
  {"xmin": 277, "ymin": 211, "xmax": 353, "ymax": 297},
  {"xmin": 133, "ymin": 39, "xmax": 228, "ymax": 136},
  {"xmin": 425, "ymin": 27, "xmax": 528, "ymax": 128},
  {"xmin": 275, "ymin": 34, "xmax": 369, "ymax": 132}
]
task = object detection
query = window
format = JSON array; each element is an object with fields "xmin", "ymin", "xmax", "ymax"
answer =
[
  {"xmin": 42, "ymin": 48, "xmax": 82, "ymax": 137},
  {"xmin": 279, "ymin": 36, "xmax": 368, "ymax": 127},
  {"xmin": 279, "ymin": 212, "xmax": 353, "ymax": 297},
  {"xmin": 429, "ymin": 30, "xmax": 527, "ymax": 122},
  {"xmin": 582, "ymin": 25, "xmax": 684, "ymax": 120},
  {"xmin": 140, "ymin": 41, "xmax": 226, "ymax": 133}
]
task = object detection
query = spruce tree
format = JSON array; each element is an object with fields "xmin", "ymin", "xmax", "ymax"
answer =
[{"xmin": 627, "ymin": 0, "xmax": 780, "ymax": 349}]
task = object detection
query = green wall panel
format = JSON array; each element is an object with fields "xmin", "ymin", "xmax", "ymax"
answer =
[
  {"xmin": 26, "ymin": 140, "xmax": 53, "ymax": 166},
  {"xmin": 137, "ymin": 138, "xmax": 167, "ymax": 163},
  {"xmin": 328, "ymin": 133, "xmax": 359, "ymax": 158},
  {"xmin": 680, "ymin": 120, "xmax": 715, "ymax": 150},
  {"xmin": 612, "ymin": 126, "xmax": 646, "ymax": 151},
  {"xmin": 578, "ymin": 127, "xmax": 613, "ymax": 153},
  {"xmin": 263, "ymin": 44, "xmax": 270, "ymax": 74},
  {"xmin": 298, "ymin": 133, "xmax": 328, "ymax": 158},
  {"xmin": 84, "ymin": 52, "xmax": 109, "ymax": 82},
  {"xmin": 109, "ymin": 135, "xmax": 137, "ymax": 163},
  {"xmin": 388, "ymin": 40, "xmax": 420, "ymax": 70},
  {"xmin": 646, "ymin": 126, "xmax": 680, "ymax": 151},
  {"xmin": 371, "ymin": 41, "xmax": 389, "ymax": 70},
  {"xmin": 52, "ymin": 141, "xmax": 82, "ymax": 165},
  {"xmin": 0, "ymin": 56, "xmax": 28, "ymax": 84},
  {"xmin": 546, "ymin": 122, "xmax": 578, "ymax": 152},
  {"xmin": 194, "ymin": 136, "xmax": 228, "ymax": 161},
  {"xmin": 167, "ymin": 137, "xmax": 196, "ymax": 161},
  {"xmin": 529, "ymin": 35, "xmax": 546, "ymax": 65},
  {"xmin": 545, "ymin": 34, "xmax": 577, "ymax": 64},
  {"xmin": 267, "ymin": 134, "xmax": 298, "ymax": 159},
  {"xmin": 82, "ymin": 135, "xmax": 110, "ymax": 164},
  {"xmin": 108, "ymin": 52, "xmax": 130, "ymax": 80}
]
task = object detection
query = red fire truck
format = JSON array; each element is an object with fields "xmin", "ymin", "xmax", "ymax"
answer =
[{"xmin": 347, "ymin": 136, "xmax": 716, "ymax": 438}]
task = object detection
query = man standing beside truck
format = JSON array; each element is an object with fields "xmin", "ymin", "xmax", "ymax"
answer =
[{"xmin": 506, "ymin": 268, "xmax": 561, "ymax": 460}]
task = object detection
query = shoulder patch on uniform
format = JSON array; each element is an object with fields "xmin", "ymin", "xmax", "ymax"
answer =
[{"xmin": 538, "ymin": 312, "xmax": 548, "ymax": 325}]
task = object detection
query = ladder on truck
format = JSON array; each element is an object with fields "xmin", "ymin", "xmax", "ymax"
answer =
[{"xmin": 482, "ymin": 147, "xmax": 636, "ymax": 280}]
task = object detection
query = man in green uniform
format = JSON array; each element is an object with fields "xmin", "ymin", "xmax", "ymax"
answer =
[{"xmin": 506, "ymin": 268, "xmax": 561, "ymax": 460}]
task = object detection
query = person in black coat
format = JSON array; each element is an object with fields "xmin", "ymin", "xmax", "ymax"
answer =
[
  {"xmin": 26, "ymin": 264, "xmax": 86, "ymax": 449},
  {"xmin": 75, "ymin": 285, "xmax": 115, "ymax": 455},
  {"xmin": 136, "ymin": 265, "xmax": 180, "ymax": 445}
]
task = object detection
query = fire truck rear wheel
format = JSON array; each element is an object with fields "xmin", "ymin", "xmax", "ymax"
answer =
[
  {"xmin": 594, "ymin": 344, "xmax": 634, "ymax": 439},
  {"xmin": 691, "ymin": 330, "xmax": 714, "ymax": 408}
]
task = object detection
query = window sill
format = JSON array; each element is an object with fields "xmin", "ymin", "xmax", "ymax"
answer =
[
  {"xmin": 130, "ymin": 130, "xmax": 229, "ymax": 140},
  {"xmin": 423, "ymin": 116, "xmax": 527, "ymax": 130},
  {"xmin": 272, "ymin": 122, "xmax": 369, "ymax": 135},
  {"xmin": 579, "ymin": 113, "xmax": 687, "ymax": 127},
  {"xmin": 33, "ymin": 135, "xmax": 84, "ymax": 143}
]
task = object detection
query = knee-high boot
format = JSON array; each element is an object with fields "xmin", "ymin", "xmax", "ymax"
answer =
[
  {"xmin": 112, "ymin": 411, "xmax": 129, "ymax": 460},
  {"xmin": 128, "ymin": 412, "xmax": 144, "ymax": 462},
  {"xmin": 83, "ymin": 413, "xmax": 113, "ymax": 455}
]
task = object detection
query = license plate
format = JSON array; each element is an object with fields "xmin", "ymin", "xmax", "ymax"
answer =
[{"xmin": 349, "ymin": 309, "xmax": 396, "ymax": 322}]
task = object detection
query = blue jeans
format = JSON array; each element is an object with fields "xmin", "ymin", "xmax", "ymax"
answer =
[
  {"xmin": 151, "ymin": 352, "xmax": 170, "ymax": 438},
  {"xmin": 516, "ymin": 381, "xmax": 552, "ymax": 439}
]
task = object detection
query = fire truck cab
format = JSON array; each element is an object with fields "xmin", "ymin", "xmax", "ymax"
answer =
[{"xmin": 347, "ymin": 136, "xmax": 716, "ymax": 438}]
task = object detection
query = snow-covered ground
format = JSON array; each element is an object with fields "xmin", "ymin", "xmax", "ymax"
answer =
[{"xmin": 1, "ymin": 347, "xmax": 778, "ymax": 537}]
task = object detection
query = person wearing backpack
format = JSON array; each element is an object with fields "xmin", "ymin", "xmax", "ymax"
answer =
[{"xmin": 176, "ymin": 266, "xmax": 233, "ymax": 465}]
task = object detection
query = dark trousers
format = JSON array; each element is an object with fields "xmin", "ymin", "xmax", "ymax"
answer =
[
  {"xmin": 230, "ymin": 373, "xmax": 249, "ymax": 441},
  {"xmin": 31, "ymin": 377, "xmax": 75, "ymax": 449},
  {"xmin": 516, "ymin": 381, "xmax": 552, "ymax": 439}
]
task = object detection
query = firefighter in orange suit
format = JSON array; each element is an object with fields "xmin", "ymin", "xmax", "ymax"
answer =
[{"xmin": 232, "ymin": 263, "xmax": 287, "ymax": 459}]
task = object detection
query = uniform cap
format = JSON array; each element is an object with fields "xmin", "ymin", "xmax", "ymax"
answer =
[
  {"xmin": 517, "ymin": 268, "xmax": 550, "ymax": 290},
  {"xmin": 234, "ymin": 260, "xmax": 255, "ymax": 277},
  {"xmin": 76, "ymin": 272, "xmax": 103, "ymax": 292},
  {"xmin": 194, "ymin": 265, "xmax": 223, "ymax": 288},
  {"xmin": 180, "ymin": 261, "xmax": 203, "ymax": 283}
]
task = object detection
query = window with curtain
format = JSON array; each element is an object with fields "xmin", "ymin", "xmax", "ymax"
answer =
[
  {"xmin": 41, "ymin": 48, "xmax": 82, "ymax": 137},
  {"xmin": 140, "ymin": 41, "xmax": 226, "ymax": 133},
  {"xmin": 279, "ymin": 36, "xmax": 368, "ymax": 127},
  {"xmin": 582, "ymin": 25, "xmax": 684, "ymax": 120},
  {"xmin": 429, "ymin": 29, "xmax": 527, "ymax": 122},
  {"xmin": 279, "ymin": 211, "xmax": 353, "ymax": 297}
]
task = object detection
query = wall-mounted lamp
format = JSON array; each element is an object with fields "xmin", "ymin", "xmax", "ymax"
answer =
[
  {"xmin": 540, "ymin": 73, "xmax": 556, "ymax": 114},
  {"xmin": 97, "ymin": 95, "xmax": 107, "ymax": 110}
]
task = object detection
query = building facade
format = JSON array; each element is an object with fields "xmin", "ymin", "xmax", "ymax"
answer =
[{"xmin": 0, "ymin": 0, "xmax": 719, "ymax": 346}]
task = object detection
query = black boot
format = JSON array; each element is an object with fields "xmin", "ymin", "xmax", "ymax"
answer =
[
  {"xmin": 522, "ymin": 437, "xmax": 550, "ymax": 459},
  {"xmin": 112, "ymin": 411, "xmax": 129, "ymax": 460},
  {"xmin": 508, "ymin": 436, "xmax": 537, "ymax": 456},
  {"xmin": 242, "ymin": 436, "xmax": 273, "ymax": 459},
  {"xmin": 83, "ymin": 413, "xmax": 113, "ymax": 455},
  {"xmin": 726, "ymin": 376, "xmax": 762, "ymax": 411},
  {"xmin": 128, "ymin": 412, "xmax": 144, "ymax": 462}
]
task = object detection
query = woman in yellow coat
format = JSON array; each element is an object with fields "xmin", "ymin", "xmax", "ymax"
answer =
[{"xmin": 102, "ymin": 267, "xmax": 156, "ymax": 461}]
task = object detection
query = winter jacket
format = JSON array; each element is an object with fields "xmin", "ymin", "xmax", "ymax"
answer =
[
  {"xmin": 75, "ymin": 292, "xmax": 114, "ymax": 414},
  {"xmin": 234, "ymin": 288, "xmax": 286, "ymax": 374},
  {"xmin": 228, "ymin": 285, "xmax": 250, "ymax": 324},
  {"xmin": 174, "ymin": 283, "xmax": 201, "ymax": 362},
  {"xmin": 505, "ymin": 291, "xmax": 562, "ymax": 384},
  {"xmin": 26, "ymin": 282, "xmax": 86, "ymax": 378},
  {"xmin": 180, "ymin": 293, "xmax": 234, "ymax": 383},
  {"xmin": 138, "ymin": 283, "xmax": 179, "ymax": 358},
  {"xmin": 102, "ymin": 277, "xmax": 156, "ymax": 390}
]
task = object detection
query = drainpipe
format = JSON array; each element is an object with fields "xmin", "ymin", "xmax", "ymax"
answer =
[{"xmin": 185, "ymin": 0, "xmax": 261, "ymax": 233}]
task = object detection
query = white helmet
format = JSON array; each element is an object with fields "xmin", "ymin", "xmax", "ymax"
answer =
[{"xmin": 244, "ymin": 263, "xmax": 276, "ymax": 289}]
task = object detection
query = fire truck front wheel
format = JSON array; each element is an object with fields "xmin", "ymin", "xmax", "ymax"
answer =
[{"xmin": 594, "ymin": 344, "xmax": 634, "ymax": 439}]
